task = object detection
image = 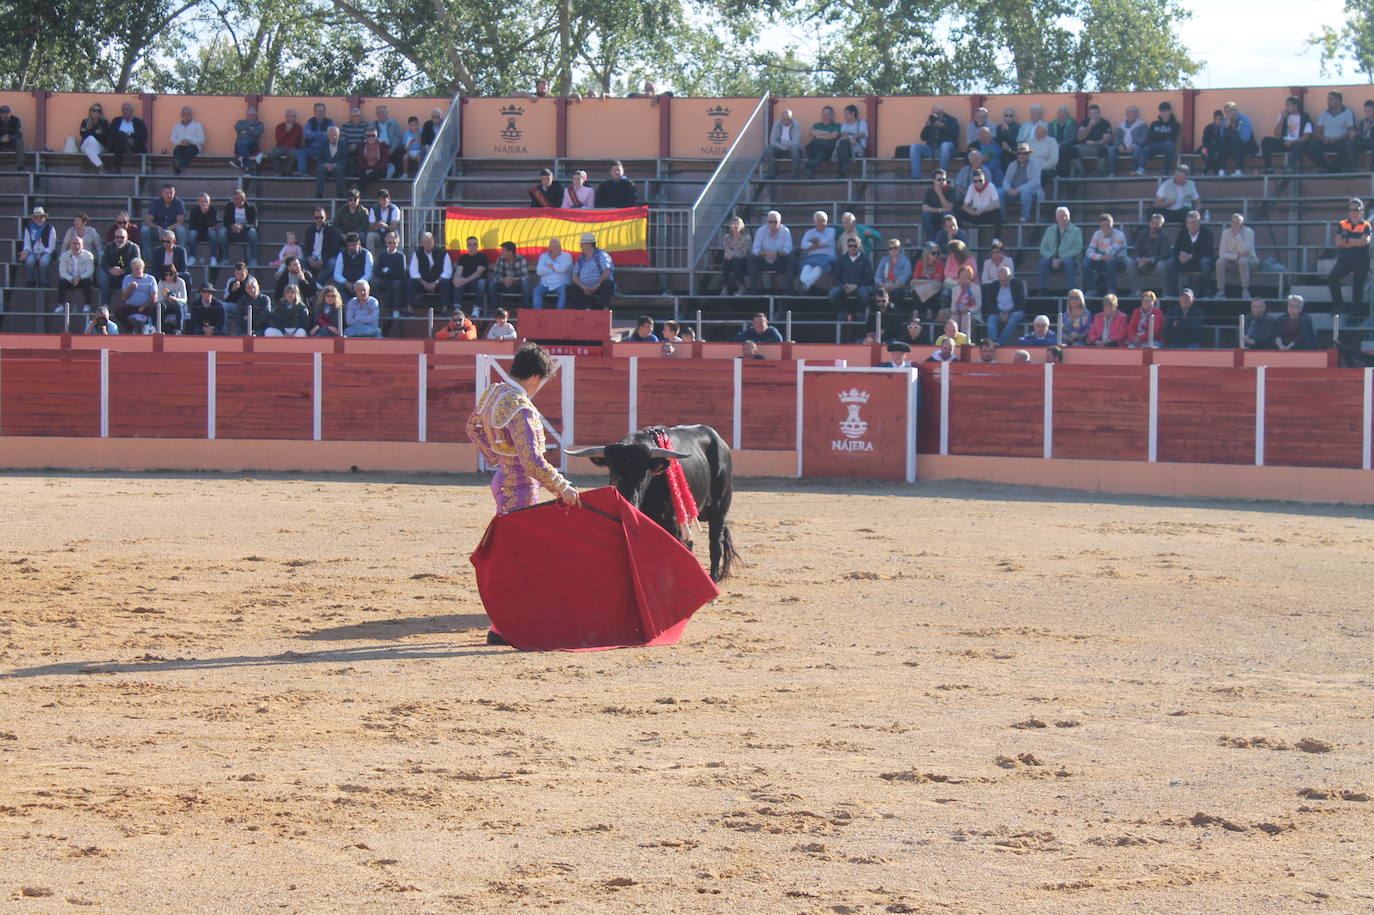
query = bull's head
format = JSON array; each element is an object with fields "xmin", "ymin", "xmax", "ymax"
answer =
[{"xmin": 564, "ymin": 443, "xmax": 689, "ymax": 506}]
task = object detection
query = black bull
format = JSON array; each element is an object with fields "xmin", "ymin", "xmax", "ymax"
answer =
[{"xmin": 566, "ymin": 424, "xmax": 740, "ymax": 581}]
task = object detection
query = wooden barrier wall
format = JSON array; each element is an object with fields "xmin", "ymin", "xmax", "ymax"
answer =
[{"xmin": 1, "ymin": 343, "xmax": 1370, "ymax": 473}]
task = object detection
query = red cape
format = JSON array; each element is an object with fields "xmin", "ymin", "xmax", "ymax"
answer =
[{"xmin": 470, "ymin": 486, "xmax": 720, "ymax": 651}]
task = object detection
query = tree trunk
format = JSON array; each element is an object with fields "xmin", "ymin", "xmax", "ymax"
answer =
[{"xmin": 557, "ymin": 0, "xmax": 572, "ymax": 95}]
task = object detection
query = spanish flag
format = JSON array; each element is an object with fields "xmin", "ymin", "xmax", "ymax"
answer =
[{"xmin": 444, "ymin": 206, "xmax": 650, "ymax": 266}]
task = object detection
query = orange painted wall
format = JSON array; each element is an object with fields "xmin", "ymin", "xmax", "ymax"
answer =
[
  {"xmin": 0, "ymin": 92, "xmax": 38, "ymax": 144},
  {"xmin": 566, "ymin": 99, "xmax": 660, "ymax": 160},
  {"xmin": 877, "ymin": 96, "xmax": 973, "ymax": 153},
  {"xmin": 669, "ymin": 99, "xmax": 761, "ymax": 159},
  {"xmin": 462, "ymin": 97, "xmax": 556, "ymax": 159}
]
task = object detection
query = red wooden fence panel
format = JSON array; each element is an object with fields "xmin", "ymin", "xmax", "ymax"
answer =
[
  {"xmin": 946, "ymin": 364, "xmax": 1043, "ymax": 457},
  {"xmin": 0, "ymin": 350, "xmax": 101, "ymax": 437},
  {"xmin": 637, "ymin": 360, "xmax": 734, "ymax": 440},
  {"xmin": 426, "ymin": 353, "xmax": 477, "ymax": 443},
  {"xmin": 321, "ymin": 353, "xmax": 419, "ymax": 442},
  {"xmin": 1052, "ymin": 366, "xmax": 1150, "ymax": 461},
  {"xmin": 1264, "ymin": 369, "xmax": 1365, "ymax": 469},
  {"xmin": 915, "ymin": 367, "xmax": 942, "ymax": 454},
  {"xmin": 742, "ymin": 360, "xmax": 799, "ymax": 451},
  {"xmin": 215, "ymin": 353, "xmax": 314, "ymax": 440},
  {"xmin": 107, "ymin": 352, "xmax": 207, "ymax": 438},
  {"xmin": 570, "ymin": 357, "xmax": 630, "ymax": 445},
  {"xmin": 1156, "ymin": 366, "xmax": 1255, "ymax": 465}
]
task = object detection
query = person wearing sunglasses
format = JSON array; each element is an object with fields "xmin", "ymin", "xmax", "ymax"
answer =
[{"xmin": 78, "ymin": 103, "xmax": 110, "ymax": 171}]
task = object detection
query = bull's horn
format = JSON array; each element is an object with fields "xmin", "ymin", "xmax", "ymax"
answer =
[
  {"xmin": 563, "ymin": 446, "xmax": 607, "ymax": 457},
  {"xmin": 648, "ymin": 448, "xmax": 691, "ymax": 459}
]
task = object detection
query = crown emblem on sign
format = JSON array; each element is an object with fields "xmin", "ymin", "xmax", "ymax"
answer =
[
  {"xmin": 838, "ymin": 388, "xmax": 871, "ymax": 405},
  {"xmin": 706, "ymin": 105, "xmax": 731, "ymax": 118},
  {"xmin": 499, "ymin": 104, "xmax": 525, "ymax": 117}
]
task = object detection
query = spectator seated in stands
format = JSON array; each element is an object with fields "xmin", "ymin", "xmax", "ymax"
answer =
[
  {"xmin": 980, "ymin": 238, "xmax": 1013, "ymax": 284},
  {"xmin": 76, "ymin": 102, "xmax": 109, "ymax": 171},
  {"xmin": 966, "ymin": 106, "xmax": 992, "ymax": 148},
  {"xmin": 373, "ymin": 231, "xmax": 409, "ymax": 321},
  {"xmin": 595, "ymin": 161, "xmax": 639, "ymax": 208},
  {"xmin": 366, "ymin": 189, "xmax": 401, "ymax": 254},
  {"xmin": 1198, "ymin": 109, "xmax": 1228, "ymax": 175},
  {"xmin": 1002, "ymin": 143, "xmax": 1042, "ymax": 224},
  {"xmin": 1276, "ymin": 295, "xmax": 1315, "ymax": 352},
  {"xmin": 297, "ymin": 103, "xmax": 334, "ymax": 175},
  {"xmin": 63, "ymin": 212, "xmax": 102, "ymax": 258},
  {"xmin": 221, "ymin": 261, "xmax": 251, "ymax": 332},
  {"xmin": 1243, "ymin": 297, "xmax": 1279, "ymax": 349},
  {"xmin": 1164, "ymin": 289, "xmax": 1205, "ymax": 348},
  {"xmin": 922, "ymin": 169, "xmax": 957, "ymax": 242},
  {"xmin": 339, "ymin": 107, "xmax": 368, "ymax": 154},
  {"xmin": 927, "ymin": 337, "xmax": 958, "ymax": 363},
  {"xmin": 741, "ymin": 339, "xmax": 766, "ymax": 359},
  {"xmin": 268, "ymin": 109, "xmax": 303, "ymax": 176},
  {"xmin": 373, "ymin": 104, "xmax": 404, "ymax": 175},
  {"xmin": 222, "ymin": 187, "xmax": 261, "ymax": 266},
  {"xmin": 232, "ymin": 105, "xmax": 265, "ymax": 172},
  {"xmin": 86, "ymin": 306, "xmax": 118, "ymax": 334},
  {"xmin": 837, "ymin": 104, "xmax": 868, "ymax": 178},
  {"xmin": 982, "ymin": 265, "xmax": 1026, "ymax": 345},
  {"xmin": 1165, "ymin": 210, "xmax": 1215, "ymax": 297},
  {"xmin": 99, "ymin": 223, "xmax": 139, "ymax": 308},
  {"xmin": 1136, "ymin": 101, "xmax": 1181, "ymax": 175},
  {"xmin": 487, "ymin": 307, "xmax": 518, "ymax": 341},
  {"xmin": 529, "ymin": 168, "xmax": 564, "ymax": 208},
  {"xmin": 934, "ymin": 316, "xmax": 968, "ymax": 347},
  {"xmin": 976, "ymin": 339, "xmax": 999, "ymax": 362},
  {"xmin": 1036, "ymin": 206, "xmax": 1082, "ymax": 294},
  {"xmin": 435, "ymin": 308, "xmax": 476, "ymax": 340},
  {"xmin": 399, "ymin": 117, "xmax": 424, "ymax": 176},
  {"xmin": 1062, "ymin": 288, "xmax": 1091, "ymax": 345},
  {"xmin": 188, "ymin": 285, "xmax": 226, "ymax": 335},
  {"xmin": 1127, "ymin": 213, "xmax": 1172, "ymax": 295},
  {"xmin": 959, "ymin": 168, "xmax": 1003, "ymax": 243},
  {"xmin": 169, "ymin": 106, "xmax": 205, "ymax": 175},
  {"xmin": 109, "ymin": 101, "xmax": 148, "ymax": 172},
  {"xmin": 263, "ymin": 283, "xmax": 311, "ymax": 337},
  {"xmin": 909, "ymin": 241, "xmax": 944, "ymax": 320},
  {"xmin": 767, "ymin": 108, "xmax": 803, "ymax": 178},
  {"xmin": 943, "ymin": 239, "xmax": 977, "ymax": 294},
  {"xmin": 1126, "ymin": 290, "xmax": 1165, "ymax": 348},
  {"xmin": 1018, "ymin": 314, "xmax": 1057, "ymax": 347},
  {"xmin": 147, "ymin": 229, "xmax": 190, "ymax": 289},
  {"xmin": 142, "ymin": 183, "xmax": 188, "ymax": 251},
  {"xmin": 1048, "ymin": 106, "xmax": 1078, "ymax": 177},
  {"xmin": 1260, "ymin": 96, "xmax": 1312, "ymax": 174},
  {"xmin": 953, "ymin": 145, "xmax": 984, "ymax": 198},
  {"xmin": 0, "ymin": 104, "xmax": 26, "ymax": 169},
  {"xmin": 312, "ymin": 285, "xmax": 342, "ymax": 337},
  {"xmin": 314, "ymin": 126, "xmax": 351, "ymax": 199},
  {"xmin": 304, "ymin": 207, "xmax": 343, "ymax": 277},
  {"xmin": 1356, "ymin": 100, "xmax": 1374, "ymax": 168},
  {"xmin": 660, "ymin": 320, "xmax": 685, "ymax": 344},
  {"xmin": 1309, "ymin": 90, "xmax": 1356, "ymax": 173},
  {"xmin": 117, "ymin": 257, "xmax": 158, "ymax": 333},
  {"xmin": 156, "ymin": 264, "xmax": 187, "ymax": 332},
  {"xmin": 828, "ymin": 235, "xmax": 874, "ymax": 310},
  {"xmin": 933, "ymin": 214, "xmax": 970, "ymax": 253},
  {"xmin": 275, "ymin": 256, "xmax": 317, "ymax": 308},
  {"xmin": 1328, "ymin": 197, "xmax": 1371, "ymax": 313},
  {"xmin": 1109, "ymin": 105, "xmax": 1147, "ymax": 176},
  {"xmin": 335, "ymin": 188, "xmax": 370, "ymax": 240},
  {"xmin": 1219, "ymin": 102, "xmax": 1258, "ymax": 176},
  {"xmin": 272, "ymin": 233, "xmax": 303, "ymax": 273},
  {"xmin": 57, "ymin": 236, "xmax": 96, "ymax": 310},
  {"xmin": 333, "ymin": 232, "xmax": 375, "ymax": 299},
  {"xmin": 874, "ymin": 238, "xmax": 913, "ymax": 304},
  {"xmin": 747, "ymin": 211, "xmax": 795, "ymax": 293},
  {"xmin": 17, "ymin": 206, "xmax": 56, "ymax": 287},
  {"xmin": 1084, "ymin": 213, "xmax": 1128, "ymax": 296},
  {"xmin": 236, "ymin": 275, "xmax": 270, "ymax": 335},
  {"xmin": 344, "ymin": 280, "xmax": 383, "ymax": 338},
  {"xmin": 627, "ymin": 315, "xmax": 659, "ymax": 342},
  {"xmin": 972, "ymin": 127, "xmax": 1003, "ymax": 184},
  {"xmin": 1150, "ymin": 165, "xmax": 1200, "ymax": 225},
  {"xmin": 1070, "ymin": 104, "xmax": 1112, "ymax": 175},
  {"xmin": 798, "ymin": 211, "xmax": 837, "ymax": 291},
  {"xmin": 563, "ymin": 169, "xmax": 594, "ymax": 208},
  {"xmin": 1216, "ymin": 213, "xmax": 1258, "ymax": 299},
  {"xmin": 736, "ymin": 312, "xmax": 784, "ymax": 344},
  {"xmin": 408, "ymin": 231, "xmax": 454, "ymax": 312},
  {"xmin": 452, "ymin": 235, "xmax": 489, "ymax": 312},
  {"xmin": 490, "ymin": 241, "xmax": 531, "ymax": 310},
  {"xmin": 531, "ymin": 236, "xmax": 572, "ymax": 308},
  {"xmin": 421, "ymin": 107, "xmax": 444, "ymax": 156},
  {"xmin": 354, "ymin": 128, "xmax": 391, "ymax": 196},
  {"xmin": 837, "ymin": 211, "xmax": 882, "ymax": 258},
  {"xmin": 1026, "ymin": 122, "xmax": 1059, "ymax": 189},
  {"xmin": 1017, "ymin": 104, "xmax": 1047, "ymax": 144},
  {"xmin": 995, "ymin": 107, "xmax": 1021, "ymax": 161},
  {"xmin": 569, "ymin": 232, "xmax": 616, "ymax": 308},
  {"xmin": 909, "ymin": 105, "xmax": 959, "ymax": 179},
  {"xmin": 805, "ymin": 106, "xmax": 845, "ymax": 178},
  {"xmin": 943, "ymin": 263, "xmax": 981, "ymax": 330},
  {"xmin": 187, "ymin": 193, "xmax": 224, "ymax": 267},
  {"xmin": 1087, "ymin": 293, "xmax": 1128, "ymax": 347}
]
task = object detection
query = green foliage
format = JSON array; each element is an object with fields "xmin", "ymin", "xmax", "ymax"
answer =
[{"xmin": 1310, "ymin": 0, "xmax": 1374, "ymax": 82}]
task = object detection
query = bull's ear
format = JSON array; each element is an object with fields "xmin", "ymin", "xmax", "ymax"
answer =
[
  {"xmin": 588, "ymin": 456, "xmax": 609, "ymax": 467},
  {"xmin": 648, "ymin": 458, "xmax": 672, "ymax": 474}
]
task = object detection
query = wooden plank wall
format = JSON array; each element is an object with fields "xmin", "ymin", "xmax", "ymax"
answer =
[
  {"xmin": 0, "ymin": 350, "xmax": 101, "ymax": 437},
  {"xmin": 1265, "ymin": 369, "xmax": 1365, "ymax": 469},
  {"xmin": 1156, "ymin": 367, "xmax": 1256, "ymax": 465},
  {"xmin": 1051, "ymin": 367, "xmax": 1150, "ymax": 462},
  {"xmin": 946, "ymin": 365, "xmax": 1043, "ymax": 458},
  {"xmin": 216, "ymin": 353, "xmax": 314, "ymax": 440},
  {"xmin": 637, "ymin": 361, "xmax": 734, "ymax": 441},
  {"xmin": 741, "ymin": 361, "xmax": 798, "ymax": 451}
]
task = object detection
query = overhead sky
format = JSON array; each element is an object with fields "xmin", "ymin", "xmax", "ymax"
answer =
[{"xmin": 1181, "ymin": 0, "xmax": 1355, "ymax": 88}]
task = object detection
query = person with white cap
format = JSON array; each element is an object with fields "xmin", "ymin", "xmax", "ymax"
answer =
[
  {"xmin": 568, "ymin": 232, "xmax": 615, "ymax": 307},
  {"xmin": 18, "ymin": 206, "xmax": 56, "ymax": 286}
]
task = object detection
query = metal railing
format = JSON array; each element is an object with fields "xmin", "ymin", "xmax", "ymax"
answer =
[
  {"xmin": 687, "ymin": 93, "xmax": 769, "ymax": 292},
  {"xmin": 411, "ymin": 92, "xmax": 462, "ymax": 211}
]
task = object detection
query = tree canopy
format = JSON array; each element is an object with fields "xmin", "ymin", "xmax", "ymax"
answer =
[
  {"xmin": 1310, "ymin": 0, "xmax": 1374, "ymax": 83},
  {"xmin": 0, "ymin": 0, "xmax": 1201, "ymax": 96}
]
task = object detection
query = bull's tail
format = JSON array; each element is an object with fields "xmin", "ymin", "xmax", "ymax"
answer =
[{"xmin": 716, "ymin": 525, "xmax": 744, "ymax": 582}]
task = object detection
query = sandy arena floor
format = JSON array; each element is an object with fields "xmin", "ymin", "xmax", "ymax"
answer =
[{"xmin": 0, "ymin": 472, "xmax": 1371, "ymax": 913}]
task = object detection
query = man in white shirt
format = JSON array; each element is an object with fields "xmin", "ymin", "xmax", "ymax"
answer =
[
  {"xmin": 366, "ymin": 189, "xmax": 402, "ymax": 254},
  {"xmin": 407, "ymin": 231, "xmax": 453, "ymax": 312},
  {"xmin": 1017, "ymin": 104, "xmax": 1047, "ymax": 144},
  {"xmin": 747, "ymin": 210, "xmax": 795, "ymax": 293},
  {"xmin": 1261, "ymin": 96, "xmax": 1313, "ymax": 174},
  {"xmin": 1150, "ymin": 165, "xmax": 1201, "ymax": 225},
  {"xmin": 959, "ymin": 169, "xmax": 1003, "ymax": 241},
  {"xmin": 531, "ymin": 237, "xmax": 573, "ymax": 308},
  {"xmin": 1084, "ymin": 213, "xmax": 1129, "ymax": 296},
  {"xmin": 1026, "ymin": 122, "xmax": 1059, "ymax": 189},
  {"xmin": 768, "ymin": 109, "xmax": 803, "ymax": 178},
  {"xmin": 170, "ymin": 106, "xmax": 206, "ymax": 175}
]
